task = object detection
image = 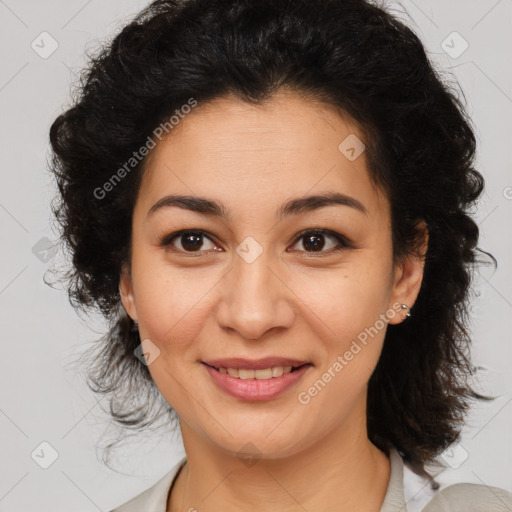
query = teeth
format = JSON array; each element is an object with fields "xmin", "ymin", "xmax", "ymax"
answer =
[
  {"xmin": 218, "ymin": 366, "xmax": 295, "ymax": 380},
  {"xmin": 239, "ymin": 369, "xmax": 255, "ymax": 379},
  {"xmin": 227, "ymin": 368, "xmax": 239, "ymax": 378},
  {"xmin": 272, "ymin": 367, "xmax": 283, "ymax": 377},
  {"xmin": 255, "ymin": 368, "xmax": 272, "ymax": 379}
]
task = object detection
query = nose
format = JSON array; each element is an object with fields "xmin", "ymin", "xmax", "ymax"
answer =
[{"xmin": 215, "ymin": 249, "xmax": 295, "ymax": 340}]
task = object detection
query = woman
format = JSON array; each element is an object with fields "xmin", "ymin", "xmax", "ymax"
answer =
[{"xmin": 48, "ymin": 0, "xmax": 512, "ymax": 510}]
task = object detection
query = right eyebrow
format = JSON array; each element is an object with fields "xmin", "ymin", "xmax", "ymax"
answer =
[{"xmin": 147, "ymin": 194, "xmax": 230, "ymax": 219}]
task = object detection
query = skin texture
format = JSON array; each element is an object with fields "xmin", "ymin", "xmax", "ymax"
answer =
[{"xmin": 120, "ymin": 90, "xmax": 428, "ymax": 512}]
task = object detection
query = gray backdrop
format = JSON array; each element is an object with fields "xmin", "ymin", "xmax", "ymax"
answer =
[{"xmin": 1, "ymin": 0, "xmax": 511, "ymax": 510}]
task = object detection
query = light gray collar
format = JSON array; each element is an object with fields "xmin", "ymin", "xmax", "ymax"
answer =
[{"xmin": 379, "ymin": 447, "xmax": 407, "ymax": 512}]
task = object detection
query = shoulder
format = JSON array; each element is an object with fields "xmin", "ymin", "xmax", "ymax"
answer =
[
  {"xmin": 109, "ymin": 456, "xmax": 187, "ymax": 512},
  {"xmin": 422, "ymin": 482, "xmax": 512, "ymax": 511}
]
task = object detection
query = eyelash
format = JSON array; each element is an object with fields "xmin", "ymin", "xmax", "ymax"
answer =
[{"xmin": 160, "ymin": 228, "xmax": 352, "ymax": 257}]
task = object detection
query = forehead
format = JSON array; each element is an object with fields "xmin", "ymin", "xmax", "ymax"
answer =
[{"xmin": 135, "ymin": 90, "xmax": 388, "ymax": 221}]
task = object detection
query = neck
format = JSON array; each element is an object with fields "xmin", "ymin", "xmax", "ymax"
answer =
[{"xmin": 168, "ymin": 406, "xmax": 391, "ymax": 512}]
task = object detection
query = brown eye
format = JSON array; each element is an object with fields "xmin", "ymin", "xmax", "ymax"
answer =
[
  {"xmin": 289, "ymin": 229, "xmax": 349, "ymax": 254},
  {"xmin": 163, "ymin": 230, "xmax": 218, "ymax": 253},
  {"xmin": 301, "ymin": 232, "xmax": 328, "ymax": 251},
  {"xmin": 178, "ymin": 232, "xmax": 204, "ymax": 251}
]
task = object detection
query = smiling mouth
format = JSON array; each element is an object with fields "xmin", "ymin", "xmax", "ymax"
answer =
[{"xmin": 203, "ymin": 363, "xmax": 311, "ymax": 380}]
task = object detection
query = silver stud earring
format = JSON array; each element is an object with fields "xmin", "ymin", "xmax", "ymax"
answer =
[{"xmin": 401, "ymin": 304, "xmax": 411, "ymax": 318}]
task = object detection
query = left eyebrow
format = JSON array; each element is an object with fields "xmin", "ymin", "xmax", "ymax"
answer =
[
  {"xmin": 277, "ymin": 192, "xmax": 368, "ymax": 220},
  {"xmin": 146, "ymin": 192, "xmax": 368, "ymax": 220}
]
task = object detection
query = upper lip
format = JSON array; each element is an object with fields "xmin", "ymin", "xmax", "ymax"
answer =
[{"xmin": 202, "ymin": 357, "xmax": 310, "ymax": 370}]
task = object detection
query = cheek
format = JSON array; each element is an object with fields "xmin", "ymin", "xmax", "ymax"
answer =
[
  {"xmin": 130, "ymin": 262, "xmax": 217, "ymax": 409},
  {"xmin": 293, "ymin": 254, "xmax": 393, "ymax": 395},
  {"xmin": 294, "ymin": 255, "xmax": 393, "ymax": 335},
  {"xmin": 295, "ymin": 285, "xmax": 388, "ymax": 426},
  {"xmin": 130, "ymin": 250, "xmax": 223, "ymax": 358}
]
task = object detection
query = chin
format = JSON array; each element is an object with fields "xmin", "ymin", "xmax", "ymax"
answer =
[{"xmin": 199, "ymin": 416, "xmax": 315, "ymax": 461}]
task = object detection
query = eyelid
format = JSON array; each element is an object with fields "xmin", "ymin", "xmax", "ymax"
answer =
[
  {"xmin": 160, "ymin": 229, "xmax": 220, "ymax": 253},
  {"xmin": 289, "ymin": 228, "xmax": 352, "ymax": 253},
  {"xmin": 160, "ymin": 228, "xmax": 352, "ymax": 255}
]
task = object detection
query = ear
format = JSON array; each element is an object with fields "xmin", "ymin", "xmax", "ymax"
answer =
[
  {"xmin": 387, "ymin": 221, "xmax": 428, "ymax": 325},
  {"xmin": 119, "ymin": 263, "xmax": 138, "ymax": 322}
]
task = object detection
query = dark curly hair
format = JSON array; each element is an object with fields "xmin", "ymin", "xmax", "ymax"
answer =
[{"xmin": 48, "ymin": 0, "xmax": 495, "ymax": 482}]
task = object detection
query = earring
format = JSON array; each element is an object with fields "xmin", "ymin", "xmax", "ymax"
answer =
[
  {"xmin": 401, "ymin": 304, "xmax": 411, "ymax": 318},
  {"xmin": 131, "ymin": 320, "xmax": 139, "ymax": 332}
]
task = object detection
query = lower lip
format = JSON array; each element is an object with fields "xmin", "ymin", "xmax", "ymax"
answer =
[{"xmin": 203, "ymin": 363, "xmax": 312, "ymax": 401}]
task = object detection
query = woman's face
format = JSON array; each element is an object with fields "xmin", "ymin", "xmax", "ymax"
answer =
[{"xmin": 120, "ymin": 90, "xmax": 425, "ymax": 459}]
